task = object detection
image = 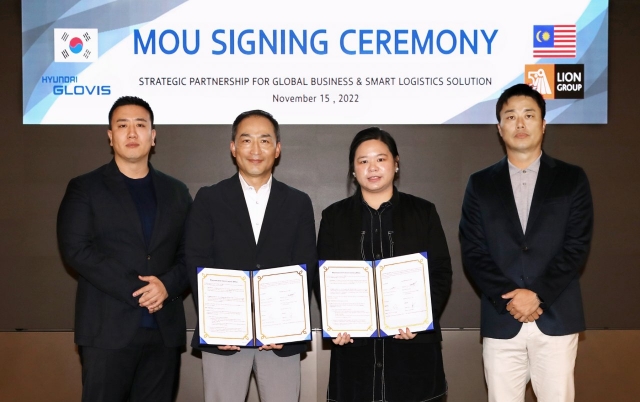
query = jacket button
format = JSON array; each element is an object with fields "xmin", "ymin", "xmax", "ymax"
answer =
[
  {"xmin": 522, "ymin": 245, "xmax": 529, "ymax": 251},
  {"xmin": 147, "ymin": 255, "xmax": 151, "ymax": 260},
  {"xmin": 256, "ymin": 264, "xmax": 261, "ymax": 269},
  {"xmin": 376, "ymin": 362, "xmax": 383, "ymax": 368}
]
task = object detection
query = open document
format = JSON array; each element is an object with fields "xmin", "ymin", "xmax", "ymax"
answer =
[
  {"xmin": 319, "ymin": 252, "xmax": 433, "ymax": 338},
  {"xmin": 197, "ymin": 264, "xmax": 311, "ymax": 346}
]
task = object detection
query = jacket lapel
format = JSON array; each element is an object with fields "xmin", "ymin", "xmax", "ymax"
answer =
[
  {"xmin": 345, "ymin": 192, "xmax": 365, "ymax": 259},
  {"xmin": 390, "ymin": 188, "xmax": 415, "ymax": 255},
  {"xmin": 256, "ymin": 178, "xmax": 286, "ymax": 250},
  {"xmin": 526, "ymin": 153, "xmax": 557, "ymax": 236},
  {"xmin": 102, "ymin": 159, "xmax": 146, "ymax": 246},
  {"xmin": 148, "ymin": 164, "xmax": 167, "ymax": 251},
  {"xmin": 222, "ymin": 173, "xmax": 257, "ymax": 251},
  {"xmin": 491, "ymin": 157, "xmax": 524, "ymax": 237}
]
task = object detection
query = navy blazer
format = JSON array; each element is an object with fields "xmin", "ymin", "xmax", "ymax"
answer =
[
  {"xmin": 185, "ymin": 174, "xmax": 318, "ymax": 357},
  {"xmin": 459, "ymin": 153, "xmax": 593, "ymax": 338},
  {"xmin": 57, "ymin": 159, "xmax": 192, "ymax": 349}
]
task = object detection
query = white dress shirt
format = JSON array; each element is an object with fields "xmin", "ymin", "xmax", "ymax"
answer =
[{"xmin": 239, "ymin": 174, "xmax": 272, "ymax": 243}]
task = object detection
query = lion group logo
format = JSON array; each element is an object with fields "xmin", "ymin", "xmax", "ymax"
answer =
[
  {"xmin": 524, "ymin": 64, "xmax": 584, "ymax": 99},
  {"xmin": 525, "ymin": 65, "xmax": 555, "ymax": 98},
  {"xmin": 54, "ymin": 29, "xmax": 98, "ymax": 62}
]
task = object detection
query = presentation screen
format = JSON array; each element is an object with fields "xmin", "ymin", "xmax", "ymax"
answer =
[{"xmin": 22, "ymin": 0, "xmax": 608, "ymax": 125}]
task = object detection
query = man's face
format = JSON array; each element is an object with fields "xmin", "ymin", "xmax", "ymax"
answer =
[
  {"xmin": 107, "ymin": 105, "xmax": 156, "ymax": 164},
  {"xmin": 497, "ymin": 95, "xmax": 546, "ymax": 155},
  {"xmin": 230, "ymin": 115, "xmax": 281, "ymax": 184}
]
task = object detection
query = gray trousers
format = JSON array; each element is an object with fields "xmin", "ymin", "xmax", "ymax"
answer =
[{"xmin": 202, "ymin": 348, "xmax": 301, "ymax": 402}]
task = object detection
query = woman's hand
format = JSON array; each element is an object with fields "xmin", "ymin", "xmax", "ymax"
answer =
[
  {"xmin": 332, "ymin": 332, "xmax": 354, "ymax": 345},
  {"xmin": 393, "ymin": 328, "xmax": 417, "ymax": 340}
]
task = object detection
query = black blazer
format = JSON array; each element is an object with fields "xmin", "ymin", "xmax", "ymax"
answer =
[
  {"xmin": 317, "ymin": 188, "xmax": 453, "ymax": 344},
  {"xmin": 57, "ymin": 160, "xmax": 192, "ymax": 349},
  {"xmin": 460, "ymin": 153, "xmax": 593, "ymax": 338},
  {"xmin": 185, "ymin": 174, "xmax": 317, "ymax": 357}
]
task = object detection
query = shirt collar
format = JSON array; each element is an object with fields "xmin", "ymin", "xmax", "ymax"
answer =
[
  {"xmin": 239, "ymin": 173, "xmax": 272, "ymax": 194},
  {"xmin": 358, "ymin": 186, "xmax": 398, "ymax": 210},
  {"xmin": 508, "ymin": 152, "xmax": 542, "ymax": 175}
]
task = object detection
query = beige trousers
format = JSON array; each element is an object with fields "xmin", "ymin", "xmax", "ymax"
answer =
[{"xmin": 483, "ymin": 322, "xmax": 579, "ymax": 402}]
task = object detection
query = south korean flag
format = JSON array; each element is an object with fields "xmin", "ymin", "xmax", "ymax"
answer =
[{"xmin": 54, "ymin": 29, "xmax": 98, "ymax": 63}]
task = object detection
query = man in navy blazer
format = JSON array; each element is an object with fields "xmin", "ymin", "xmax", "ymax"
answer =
[
  {"xmin": 57, "ymin": 96, "xmax": 192, "ymax": 402},
  {"xmin": 185, "ymin": 110, "xmax": 317, "ymax": 402},
  {"xmin": 460, "ymin": 84, "xmax": 593, "ymax": 402}
]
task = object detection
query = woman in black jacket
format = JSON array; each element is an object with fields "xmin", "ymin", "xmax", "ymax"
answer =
[{"xmin": 318, "ymin": 127, "xmax": 452, "ymax": 402}]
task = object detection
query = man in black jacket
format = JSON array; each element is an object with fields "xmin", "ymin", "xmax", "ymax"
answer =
[
  {"xmin": 57, "ymin": 96, "xmax": 192, "ymax": 402},
  {"xmin": 185, "ymin": 110, "xmax": 317, "ymax": 402},
  {"xmin": 460, "ymin": 84, "xmax": 593, "ymax": 402}
]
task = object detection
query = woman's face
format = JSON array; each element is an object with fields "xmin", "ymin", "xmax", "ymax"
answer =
[{"xmin": 353, "ymin": 139, "xmax": 398, "ymax": 196}]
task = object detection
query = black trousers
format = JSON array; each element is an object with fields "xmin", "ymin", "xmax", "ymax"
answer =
[
  {"xmin": 327, "ymin": 339, "xmax": 447, "ymax": 402},
  {"xmin": 79, "ymin": 327, "xmax": 180, "ymax": 402}
]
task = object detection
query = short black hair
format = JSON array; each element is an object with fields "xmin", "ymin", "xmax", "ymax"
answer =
[
  {"xmin": 495, "ymin": 84, "xmax": 546, "ymax": 122},
  {"xmin": 348, "ymin": 127, "xmax": 399, "ymax": 182},
  {"xmin": 108, "ymin": 96, "xmax": 154, "ymax": 129},
  {"xmin": 231, "ymin": 110, "xmax": 280, "ymax": 142}
]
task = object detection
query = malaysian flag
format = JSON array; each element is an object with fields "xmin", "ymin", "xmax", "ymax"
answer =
[{"xmin": 533, "ymin": 25, "xmax": 576, "ymax": 58}]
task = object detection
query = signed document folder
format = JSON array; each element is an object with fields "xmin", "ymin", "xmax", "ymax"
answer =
[
  {"xmin": 197, "ymin": 264, "xmax": 311, "ymax": 346},
  {"xmin": 319, "ymin": 252, "xmax": 433, "ymax": 338}
]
